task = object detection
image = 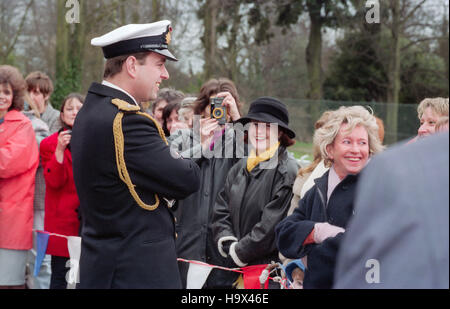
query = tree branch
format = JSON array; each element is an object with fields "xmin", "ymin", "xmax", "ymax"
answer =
[
  {"xmin": 2, "ymin": 0, "xmax": 34, "ymax": 61},
  {"xmin": 401, "ymin": 0, "xmax": 427, "ymax": 25},
  {"xmin": 401, "ymin": 36, "xmax": 442, "ymax": 51}
]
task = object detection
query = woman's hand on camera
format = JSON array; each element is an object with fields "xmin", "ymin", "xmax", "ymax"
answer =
[
  {"xmin": 200, "ymin": 117, "xmax": 220, "ymax": 149},
  {"xmin": 216, "ymin": 91, "xmax": 240, "ymax": 122}
]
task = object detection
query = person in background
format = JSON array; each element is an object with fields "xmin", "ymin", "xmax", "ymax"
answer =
[
  {"xmin": 162, "ymin": 101, "xmax": 184, "ymax": 136},
  {"xmin": 289, "ymin": 111, "xmax": 333, "ymax": 215},
  {"xmin": 25, "ymin": 72, "xmax": 62, "ymax": 289},
  {"xmin": 23, "ymin": 93, "xmax": 50, "ymax": 144},
  {"xmin": 276, "ymin": 106, "xmax": 384, "ymax": 289},
  {"xmin": 25, "ymin": 71, "xmax": 62, "ymax": 133},
  {"xmin": 284, "ymin": 259, "xmax": 306, "ymax": 289},
  {"xmin": 152, "ymin": 87, "xmax": 185, "ymax": 127},
  {"xmin": 435, "ymin": 116, "xmax": 449, "ymax": 133},
  {"xmin": 40, "ymin": 93, "xmax": 84, "ymax": 289},
  {"xmin": 0, "ymin": 65, "xmax": 39, "ymax": 289},
  {"xmin": 408, "ymin": 97, "xmax": 449, "ymax": 143},
  {"xmin": 22, "ymin": 93, "xmax": 52, "ymax": 289},
  {"xmin": 375, "ymin": 117, "xmax": 385, "ymax": 144},
  {"xmin": 177, "ymin": 96, "xmax": 196, "ymax": 129},
  {"xmin": 417, "ymin": 98, "xmax": 448, "ymax": 138},
  {"xmin": 212, "ymin": 97, "xmax": 298, "ymax": 289},
  {"xmin": 173, "ymin": 77, "xmax": 242, "ymax": 288}
]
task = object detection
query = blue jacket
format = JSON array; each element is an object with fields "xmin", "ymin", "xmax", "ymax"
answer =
[{"xmin": 275, "ymin": 170, "xmax": 358, "ymax": 288}]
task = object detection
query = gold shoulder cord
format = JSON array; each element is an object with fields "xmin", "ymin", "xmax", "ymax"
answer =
[{"xmin": 111, "ymin": 99, "xmax": 168, "ymax": 211}]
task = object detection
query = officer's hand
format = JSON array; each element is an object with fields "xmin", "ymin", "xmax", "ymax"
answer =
[{"xmin": 216, "ymin": 91, "xmax": 240, "ymax": 122}]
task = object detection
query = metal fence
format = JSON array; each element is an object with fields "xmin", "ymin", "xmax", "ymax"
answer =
[{"xmin": 275, "ymin": 99, "xmax": 419, "ymax": 145}]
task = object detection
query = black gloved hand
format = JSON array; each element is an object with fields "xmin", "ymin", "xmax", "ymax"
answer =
[{"xmin": 222, "ymin": 240, "xmax": 234, "ymax": 256}]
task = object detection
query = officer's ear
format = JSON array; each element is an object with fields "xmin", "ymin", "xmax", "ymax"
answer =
[{"xmin": 124, "ymin": 56, "xmax": 139, "ymax": 79}]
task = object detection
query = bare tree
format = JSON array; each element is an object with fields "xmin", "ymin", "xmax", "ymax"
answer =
[
  {"xmin": 0, "ymin": 0, "xmax": 34, "ymax": 63},
  {"xmin": 382, "ymin": 0, "xmax": 437, "ymax": 142}
]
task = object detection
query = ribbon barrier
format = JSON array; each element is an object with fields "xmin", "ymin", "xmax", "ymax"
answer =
[
  {"xmin": 178, "ymin": 258, "xmax": 290, "ymax": 289},
  {"xmin": 32, "ymin": 231, "xmax": 289, "ymax": 289},
  {"xmin": 33, "ymin": 231, "xmax": 50, "ymax": 276},
  {"xmin": 33, "ymin": 230, "xmax": 81, "ymax": 284}
]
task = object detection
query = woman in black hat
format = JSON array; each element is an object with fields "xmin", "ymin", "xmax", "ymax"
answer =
[{"xmin": 211, "ymin": 97, "xmax": 299, "ymax": 288}]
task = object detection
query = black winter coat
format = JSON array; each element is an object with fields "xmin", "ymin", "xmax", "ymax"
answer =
[
  {"xmin": 170, "ymin": 127, "xmax": 241, "ymax": 288},
  {"xmin": 212, "ymin": 148, "xmax": 298, "ymax": 286},
  {"xmin": 71, "ymin": 83, "xmax": 200, "ymax": 288},
  {"xmin": 275, "ymin": 170, "xmax": 358, "ymax": 289}
]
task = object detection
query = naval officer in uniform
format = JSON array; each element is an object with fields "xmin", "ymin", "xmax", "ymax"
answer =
[{"xmin": 71, "ymin": 20, "xmax": 200, "ymax": 288}]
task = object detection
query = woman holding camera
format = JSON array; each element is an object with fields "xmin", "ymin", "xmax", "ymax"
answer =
[
  {"xmin": 40, "ymin": 93, "xmax": 83, "ymax": 289},
  {"xmin": 173, "ymin": 78, "xmax": 243, "ymax": 288},
  {"xmin": 212, "ymin": 97, "xmax": 298, "ymax": 288}
]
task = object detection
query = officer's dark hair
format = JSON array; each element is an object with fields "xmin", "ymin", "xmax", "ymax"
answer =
[
  {"xmin": 193, "ymin": 78, "xmax": 242, "ymax": 116},
  {"xmin": 103, "ymin": 52, "xmax": 149, "ymax": 79},
  {"xmin": 0, "ymin": 65, "xmax": 26, "ymax": 112}
]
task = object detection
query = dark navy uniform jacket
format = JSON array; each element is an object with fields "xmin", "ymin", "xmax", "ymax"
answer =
[{"xmin": 71, "ymin": 83, "xmax": 200, "ymax": 288}]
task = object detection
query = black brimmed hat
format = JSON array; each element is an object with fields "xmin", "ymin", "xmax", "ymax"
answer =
[
  {"xmin": 91, "ymin": 20, "xmax": 177, "ymax": 61},
  {"xmin": 236, "ymin": 97, "xmax": 296, "ymax": 138}
]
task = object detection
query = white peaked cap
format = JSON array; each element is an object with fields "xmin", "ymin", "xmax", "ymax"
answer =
[{"xmin": 91, "ymin": 20, "xmax": 177, "ymax": 61}]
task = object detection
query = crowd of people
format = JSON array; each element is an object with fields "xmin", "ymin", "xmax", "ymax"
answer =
[{"xmin": 0, "ymin": 19, "xmax": 448, "ymax": 290}]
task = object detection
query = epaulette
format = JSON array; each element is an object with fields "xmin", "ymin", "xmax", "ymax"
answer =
[{"xmin": 111, "ymin": 98, "xmax": 140, "ymax": 112}]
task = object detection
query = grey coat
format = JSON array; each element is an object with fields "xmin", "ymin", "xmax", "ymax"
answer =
[
  {"xmin": 23, "ymin": 111, "xmax": 50, "ymax": 211},
  {"xmin": 334, "ymin": 132, "xmax": 449, "ymax": 289},
  {"xmin": 41, "ymin": 103, "xmax": 62, "ymax": 134}
]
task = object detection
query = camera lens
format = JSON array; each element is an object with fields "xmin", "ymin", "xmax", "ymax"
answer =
[{"xmin": 213, "ymin": 108, "xmax": 223, "ymax": 119}]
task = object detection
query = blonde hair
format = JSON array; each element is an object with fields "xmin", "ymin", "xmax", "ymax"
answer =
[
  {"xmin": 435, "ymin": 116, "xmax": 449, "ymax": 132},
  {"xmin": 417, "ymin": 98, "xmax": 449, "ymax": 119},
  {"xmin": 314, "ymin": 106, "xmax": 384, "ymax": 167},
  {"xmin": 298, "ymin": 110, "xmax": 333, "ymax": 177}
]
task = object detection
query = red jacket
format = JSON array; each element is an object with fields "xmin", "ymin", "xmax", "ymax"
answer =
[
  {"xmin": 0, "ymin": 110, "xmax": 39, "ymax": 250},
  {"xmin": 40, "ymin": 131, "xmax": 80, "ymax": 257}
]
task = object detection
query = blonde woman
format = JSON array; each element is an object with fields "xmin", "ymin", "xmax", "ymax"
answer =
[
  {"xmin": 408, "ymin": 98, "xmax": 449, "ymax": 143},
  {"xmin": 276, "ymin": 105, "xmax": 384, "ymax": 289}
]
